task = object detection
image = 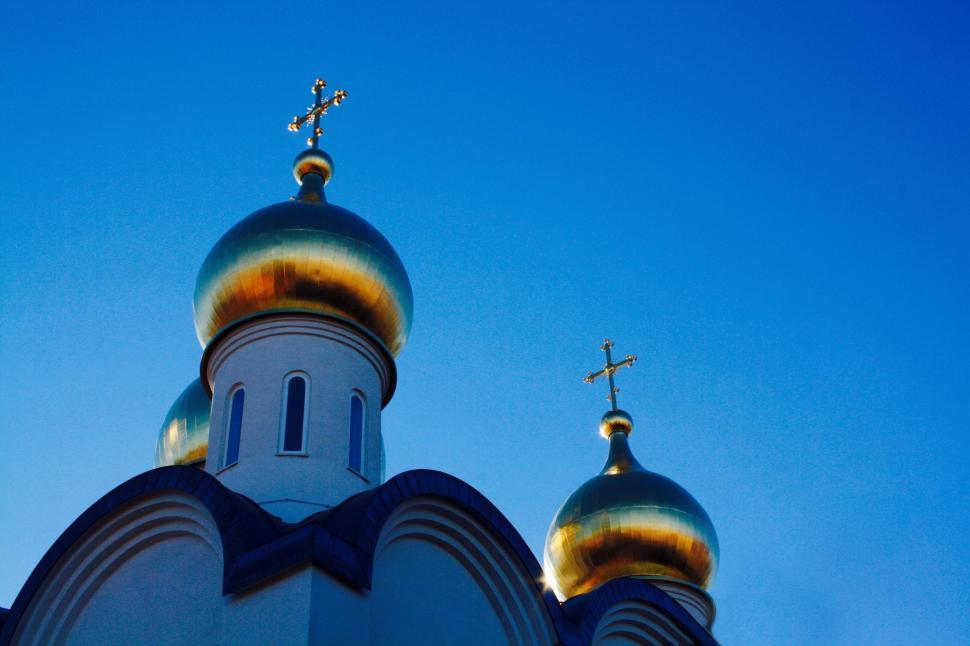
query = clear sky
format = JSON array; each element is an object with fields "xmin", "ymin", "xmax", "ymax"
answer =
[{"xmin": 1, "ymin": 2, "xmax": 968, "ymax": 643}]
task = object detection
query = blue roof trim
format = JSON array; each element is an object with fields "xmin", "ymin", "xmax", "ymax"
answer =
[{"xmin": 0, "ymin": 467, "xmax": 718, "ymax": 646}]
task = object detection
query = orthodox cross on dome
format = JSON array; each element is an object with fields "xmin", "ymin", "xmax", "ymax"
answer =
[
  {"xmin": 584, "ymin": 339, "xmax": 637, "ymax": 411},
  {"xmin": 288, "ymin": 78, "xmax": 348, "ymax": 149}
]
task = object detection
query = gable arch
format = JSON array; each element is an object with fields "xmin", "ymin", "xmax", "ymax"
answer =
[
  {"xmin": 1, "ymin": 468, "xmax": 723, "ymax": 646},
  {"xmin": 370, "ymin": 496, "xmax": 556, "ymax": 645},
  {"xmin": 13, "ymin": 492, "xmax": 223, "ymax": 645},
  {"xmin": 0, "ymin": 467, "xmax": 281, "ymax": 645},
  {"xmin": 574, "ymin": 578, "xmax": 717, "ymax": 646},
  {"xmin": 591, "ymin": 601, "xmax": 692, "ymax": 645}
]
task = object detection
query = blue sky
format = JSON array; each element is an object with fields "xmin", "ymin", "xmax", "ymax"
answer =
[{"xmin": 1, "ymin": 2, "xmax": 968, "ymax": 643}]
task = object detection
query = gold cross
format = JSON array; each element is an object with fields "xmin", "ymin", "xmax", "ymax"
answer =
[
  {"xmin": 288, "ymin": 78, "xmax": 348, "ymax": 148},
  {"xmin": 584, "ymin": 339, "xmax": 637, "ymax": 411}
]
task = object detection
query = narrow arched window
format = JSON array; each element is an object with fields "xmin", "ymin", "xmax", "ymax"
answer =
[
  {"xmin": 280, "ymin": 374, "xmax": 308, "ymax": 453},
  {"xmin": 225, "ymin": 387, "xmax": 244, "ymax": 467},
  {"xmin": 349, "ymin": 394, "xmax": 365, "ymax": 473}
]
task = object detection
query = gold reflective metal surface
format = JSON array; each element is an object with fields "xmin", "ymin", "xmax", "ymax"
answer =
[
  {"xmin": 193, "ymin": 189, "xmax": 413, "ymax": 356},
  {"xmin": 293, "ymin": 149, "xmax": 334, "ymax": 186},
  {"xmin": 544, "ymin": 416, "xmax": 718, "ymax": 600},
  {"xmin": 599, "ymin": 408, "xmax": 634, "ymax": 438},
  {"xmin": 154, "ymin": 379, "xmax": 211, "ymax": 467}
]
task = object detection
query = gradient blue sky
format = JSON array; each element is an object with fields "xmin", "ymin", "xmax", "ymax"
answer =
[{"xmin": 1, "ymin": 2, "xmax": 968, "ymax": 643}]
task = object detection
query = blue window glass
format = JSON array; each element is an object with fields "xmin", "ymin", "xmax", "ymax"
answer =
[
  {"xmin": 349, "ymin": 395, "xmax": 364, "ymax": 472},
  {"xmin": 283, "ymin": 376, "xmax": 307, "ymax": 452},
  {"xmin": 225, "ymin": 388, "xmax": 244, "ymax": 466}
]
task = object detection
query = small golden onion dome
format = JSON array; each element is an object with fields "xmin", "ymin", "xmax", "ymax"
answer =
[
  {"xmin": 599, "ymin": 408, "xmax": 634, "ymax": 438},
  {"xmin": 292, "ymin": 148, "xmax": 334, "ymax": 186},
  {"xmin": 544, "ymin": 411, "xmax": 719, "ymax": 600},
  {"xmin": 193, "ymin": 152, "xmax": 413, "ymax": 355},
  {"xmin": 154, "ymin": 379, "xmax": 211, "ymax": 467}
]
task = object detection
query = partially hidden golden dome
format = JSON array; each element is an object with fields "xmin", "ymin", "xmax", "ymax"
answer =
[
  {"xmin": 155, "ymin": 379, "xmax": 211, "ymax": 467},
  {"xmin": 544, "ymin": 411, "xmax": 719, "ymax": 600},
  {"xmin": 193, "ymin": 150, "xmax": 413, "ymax": 356}
]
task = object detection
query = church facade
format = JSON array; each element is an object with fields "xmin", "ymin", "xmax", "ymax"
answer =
[{"xmin": 0, "ymin": 81, "xmax": 721, "ymax": 646}]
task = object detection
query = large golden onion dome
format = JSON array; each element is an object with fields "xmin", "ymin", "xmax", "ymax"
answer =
[
  {"xmin": 154, "ymin": 378, "xmax": 211, "ymax": 467},
  {"xmin": 544, "ymin": 410, "xmax": 719, "ymax": 600},
  {"xmin": 193, "ymin": 149, "xmax": 413, "ymax": 356}
]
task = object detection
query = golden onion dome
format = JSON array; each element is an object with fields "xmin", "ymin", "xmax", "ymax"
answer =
[
  {"xmin": 193, "ymin": 149, "xmax": 413, "ymax": 356},
  {"xmin": 154, "ymin": 379, "xmax": 211, "ymax": 467},
  {"xmin": 544, "ymin": 410, "xmax": 719, "ymax": 600}
]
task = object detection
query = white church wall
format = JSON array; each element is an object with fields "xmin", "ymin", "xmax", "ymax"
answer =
[
  {"xmin": 9, "ymin": 491, "xmax": 329, "ymax": 646},
  {"xmin": 11, "ymin": 492, "xmax": 224, "ymax": 646},
  {"xmin": 67, "ymin": 537, "xmax": 221, "ymax": 645},
  {"xmin": 306, "ymin": 567, "xmax": 369, "ymax": 644},
  {"xmin": 223, "ymin": 568, "xmax": 317, "ymax": 645},
  {"xmin": 1, "ymin": 473, "xmax": 719, "ymax": 646},
  {"xmin": 206, "ymin": 316, "xmax": 390, "ymax": 521},
  {"xmin": 367, "ymin": 496, "xmax": 557, "ymax": 646}
]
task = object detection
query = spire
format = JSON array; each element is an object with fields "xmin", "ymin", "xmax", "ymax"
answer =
[
  {"xmin": 287, "ymin": 77, "xmax": 349, "ymax": 201},
  {"xmin": 600, "ymin": 420, "xmax": 644, "ymax": 475},
  {"xmin": 544, "ymin": 338, "xmax": 719, "ymax": 603},
  {"xmin": 583, "ymin": 338, "xmax": 643, "ymax": 472}
]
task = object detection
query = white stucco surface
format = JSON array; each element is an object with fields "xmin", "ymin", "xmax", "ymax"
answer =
[
  {"xmin": 12, "ymin": 492, "xmax": 224, "ymax": 645},
  {"xmin": 368, "ymin": 497, "xmax": 557, "ymax": 646},
  {"xmin": 6, "ymin": 467, "xmax": 712, "ymax": 646},
  {"xmin": 67, "ymin": 536, "xmax": 221, "ymax": 645}
]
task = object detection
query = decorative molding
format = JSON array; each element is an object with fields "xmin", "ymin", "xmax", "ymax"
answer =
[
  {"xmin": 200, "ymin": 313, "xmax": 396, "ymax": 407},
  {"xmin": 376, "ymin": 497, "xmax": 557, "ymax": 645},
  {"xmin": 591, "ymin": 601, "xmax": 690, "ymax": 644},
  {"xmin": 13, "ymin": 494, "xmax": 220, "ymax": 645}
]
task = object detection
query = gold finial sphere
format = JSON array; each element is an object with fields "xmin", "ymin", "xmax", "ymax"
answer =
[
  {"xmin": 292, "ymin": 148, "xmax": 334, "ymax": 185},
  {"xmin": 599, "ymin": 409, "xmax": 633, "ymax": 438}
]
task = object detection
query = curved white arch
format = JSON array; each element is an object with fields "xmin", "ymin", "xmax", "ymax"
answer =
[
  {"xmin": 592, "ymin": 600, "xmax": 694, "ymax": 645},
  {"xmin": 13, "ymin": 492, "xmax": 222, "ymax": 645},
  {"xmin": 372, "ymin": 497, "xmax": 556, "ymax": 646}
]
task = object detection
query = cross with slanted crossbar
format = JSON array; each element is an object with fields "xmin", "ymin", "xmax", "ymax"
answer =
[
  {"xmin": 584, "ymin": 339, "xmax": 637, "ymax": 411},
  {"xmin": 288, "ymin": 78, "xmax": 348, "ymax": 148}
]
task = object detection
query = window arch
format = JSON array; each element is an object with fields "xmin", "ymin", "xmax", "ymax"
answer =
[
  {"xmin": 224, "ymin": 386, "xmax": 245, "ymax": 468},
  {"xmin": 280, "ymin": 373, "xmax": 309, "ymax": 453},
  {"xmin": 349, "ymin": 393, "xmax": 365, "ymax": 473}
]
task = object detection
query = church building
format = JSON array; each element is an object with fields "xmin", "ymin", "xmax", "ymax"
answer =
[{"xmin": 0, "ymin": 80, "xmax": 721, "ymax": 646}]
